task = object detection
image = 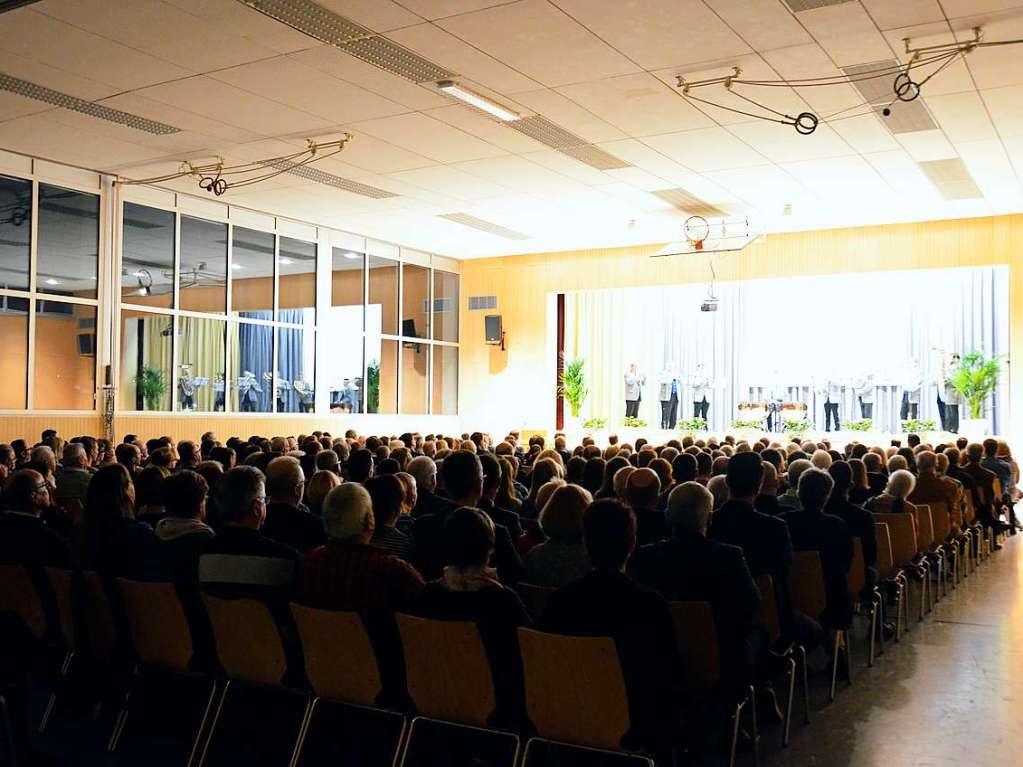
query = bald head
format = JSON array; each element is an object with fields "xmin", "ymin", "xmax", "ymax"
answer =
[
  {"xmin": 407, "ymin": 456, "xmax": 437, "ymax": 493},
  {"xmin": 666, "ymin": 482, "xmax": 713, "ymax": 535},
  {"xmin": 625, "ymin": 467, "xmax": 660, "ymax": 509},
  {"xmin": 916, "ymin": 450, "xmax": 937, "ymax": 475},
  {"xmin": 322, "ymin": 483, "xmax": 374, "ymax": 542},
  {"xmin": 266, "ymin": 456, "xmax": 305, "ymax": 504}
]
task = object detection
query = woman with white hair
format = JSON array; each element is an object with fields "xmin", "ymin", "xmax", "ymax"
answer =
[
  {"xmin": 811, "ymin": 449, "xmax": 833, "ymax": 470},
  {"xmin": 867, "ymin": 469, "xmax": 918, "ymax": 515}
]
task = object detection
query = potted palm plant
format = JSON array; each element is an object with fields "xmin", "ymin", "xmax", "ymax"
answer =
[
  {"xmin": 560, "ymin": 356, "xmax": 589, "ymax": 434},
  {"xmin": 950, "ymin": 351, "xmax": 1002, "ymax": 440},
  {"xmin": 134, "ymin": 364, "xmax": 167, "ymax": 411}
]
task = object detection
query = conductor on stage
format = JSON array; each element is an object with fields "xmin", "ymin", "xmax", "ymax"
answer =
[
  {"xmin": 691, "ymin": 364, "xmax": 710, "ymax": 421},
  {"xmin": 624, "ymin": 362, "xmax": 645, "ymax": 418}
]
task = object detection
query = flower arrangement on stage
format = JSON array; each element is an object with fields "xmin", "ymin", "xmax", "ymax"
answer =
[
  {"xmin": 847, "ymin": 419, "xmax": 873, "ymax": 431},
  {"xmin": 676, "ymin": 417, "xmax": 707, "ymax": 431},
  {"xmin": 559, "ymin": 356, "xmax": 589, "ymax": 418},
  {"xmin": 902, "ymin": 419, "xmax": 938, "ymax": 433},
  {"xmin": 731, "ymin": 419, "xmax": 763, "ymax": 430},
  {"xmin": 582, "ymin": 417, "xmax": 607, "ymax": 429},
  {"xmin": 784, "ymin": 418, "xmax": 813, "ymax": 434},
  {"xmin": 623, "ymin": 416, "xmax": 647, "ymax": 428},
  {"xmin": 950, "ymin": 351, "xmax": 1003, "ymax": 419}
]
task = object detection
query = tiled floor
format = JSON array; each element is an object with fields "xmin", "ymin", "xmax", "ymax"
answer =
[{"xmin": 761, "ymin": 535, "xmax": 1023, "ymax": 767}]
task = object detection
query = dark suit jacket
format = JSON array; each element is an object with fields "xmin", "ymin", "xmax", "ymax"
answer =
[
  {"xmin": 262, "ymin": 502, "xmax": 327, "ymax": 553},
  {"xmin": 412, "ymin": 502, "xmax": 525, "ymax": 584},
  {"xmin": 755, "ymin": 494, "xmax": 782, "ymax": 516},
  {"xmin": 825, "ymin": 496, "xmax": 877, "ymax": 568},
  {"xmin": 629, "ymin": 533, "xmax": 760, "ymax": 676},
  {"xmin": 633, "ymin": 506, "xmax": 670, "ymax": 547},
  {"xmin": 0, "ymin": 511, "xmax": 69, "ymax": 568},
  {"xmin": 477, "ymin": 497, "xmax": 523, "ymax": 539},
  {"xmin": 541, "ymin": 568, "xmax": 681, "ymax": 747},
  {"xmin": 780, "ymin": 510, "xmax": 854, "ymax": 630},
  {"xmin": 710, "ymin": 499, "xmax": 795, "ymax": 637},
  {"xmin": 962, "ymin": 463, "xmax": 998, "ymax": 522},
  {"xmin": 411, "ymin": 488, "xmax": 449, "ymax": 519},
  {"xmin": 867, "ymin": 471, "xmax": 888, "ymax": 497},
  {"xmin": 947, "ymin": 466, "xmax": 981, "ymax": 519}
]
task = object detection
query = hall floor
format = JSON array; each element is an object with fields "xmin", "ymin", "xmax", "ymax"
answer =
[{"xmin": 763, "ymin": 535, "xmax": 1023, "ymax": 767}]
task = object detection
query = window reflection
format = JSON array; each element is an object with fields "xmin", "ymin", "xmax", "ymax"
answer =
[
  {"xmin": 401, "ymin": 341, "xmax": 428, "ymax": 414},
  {"xmin": 231, "ymin": 227, "xmax": 274, "ymax": 317},
  {"xmin": 180, "ymin": 216, "xmax": 226, "ymax": 313},
  {"xmin": 0, "ymin": 298, "xmax": 28, "ymax": 409},
  {"xmin": 402, "ymin": 263, "xmax": 429, "ymax": 342},
  {"xmin": 122, "ymin": 203, "xmax": 175, "ymax": 308},
  {"xmin": 34, "ymin": 301, "xmax": 95, "ymax": 410},
  {"xmin": 433, "ymin": 345, "xmax": 458, "ymax": 415},
  {"xmin": 367, "ymin": 338, "xmax": 397, "ymax": 414},
  {"xmin": 433, "ymin": 270, "xmax": 459, "ymax": 342},
  {"xmin": 278, "ymin": 237, "xmax": 316, "ymax": 316},
  {"xmin": 120, "ymin": 310, "xmax": 173, "ymax": 411},
  {"xmin": 276, "ymin": 323, "xmax": 315, "ymax": 413},
  {"xmin": 229, "ymin": 321, "xmax": 272, "ymax": 413},
  {"xmin": 0, "ymin": 175, "xmax": 31, "ymax": 292},
  {"xmin": 368, "ymin": 255, "xmax": 398, "ymax": 335},
  {"xmin": 325, "ymin": 247, "xmax": 364, "ymax": 413},
  {"xmin": 178, "ymin": 316, "xmax": 226, "ymax": 412},
  {"xmin": 37, "ymin": 184, "xmax": 99, "ymax": 299}
]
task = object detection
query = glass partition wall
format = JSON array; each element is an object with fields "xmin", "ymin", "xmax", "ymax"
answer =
[{"xmin": 116, "ymin": 199, "xmax": 459, "ymax": 416}]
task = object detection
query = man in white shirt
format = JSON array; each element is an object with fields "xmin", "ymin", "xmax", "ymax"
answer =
[
  {"xmin": 944, "ymin": 355, "xmax": 961, "ymax": 433},
  {"xmin": 823, "ymin": 379, "xmax": 842, "ymax": 431},
  {"xmin": 624, "ymin": 362, "xmax": 646, "ymax": 419},
  {"xmin": 901, "ymin": 363, "xmax": 923, "ymax": 421},
  {"xmin": 856, "ymin": 374, "xmax": 875, "ymax": 420},
  {"xmin": 691, "ymin": 364, "xmax": 710, "ymax": 422}
]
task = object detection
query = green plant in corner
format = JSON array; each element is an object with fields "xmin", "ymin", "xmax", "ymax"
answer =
[
  {"xmin": 582, "ymin": 417, "xmax": 607, "ymax": 429},
  {"xmin": 950, "ymin": 351, "xmax": 1003, "ymax": 419},
  {"xmin": 560, "ymin": 356, "xmax": 589, "ymax": 418},
  {"xmin": 134, "ymin": 364, "xmax": 167, "ymax": 411},
  {"xmin": 366, "ymin": 362, "xmax": 380, "ymax": 414}
]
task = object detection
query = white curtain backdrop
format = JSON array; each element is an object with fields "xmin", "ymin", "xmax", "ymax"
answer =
[{"xmin": 565, "ymin": 265, "xmax": 1009, "ymax": 433}]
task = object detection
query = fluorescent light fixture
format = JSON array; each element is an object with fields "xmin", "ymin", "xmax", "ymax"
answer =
[
  {"xmin": 437, "ymin": 80, "xmax": 519, "ymax": 122},
  {"xmin": 44, "ymin": 278, "xmax": 60, "ymax": 285},
  {"xmin": 343, "ymin": 251, "xmax": 361, "ymax": 260},
  {"xmin": 231, "ymin": 263, "xmax": 246, "ymax": 270},
  {"xmin": 279, "ymin": 257, "xmax": 294, "ymax": 265}
]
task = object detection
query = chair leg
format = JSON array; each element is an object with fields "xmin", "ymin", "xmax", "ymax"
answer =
[
  {"xmin": 106, "ymin": 664, "xmax": 140, "ymax": 753},
  {"xmin": 749, "ymin": 685, "xmax": 759, "ymax": 767},
  {"xmin": 196, "ymin": 679, "xmax": 231, "ymax": 767},
  {"xmin": 782, "ymin": 655, "xmax": 795, "ymax": 747},
  {"xmin": 389, "ymin": 716, "xmax": 409, "ymax": 767},
  {"xmin": 187, "ymin": 680, "xmax": 223, "ymax": 767},
  {"xmin": 38, "ymin": 650, "xmax": 73, "ymax": 734},
  {"xmin": 797, "ymin": 645, "xmax": 810, "ymax": 725},
  {"xmin": 728, "ymin": 700, "xmax": 743, "ymax": 767},
  {"xmin": 867, "ymin": 599, "xmax": 878, "ymax": 668},
  {"xmin": 396, "ymin": 716, "xmax": 420, "ymax": 767},
  {"xmin": 1, "ymin": 693, "xmax": 18, "ymax": 767},
  {"xmin": 288, "ymin": 697, "xmax": 317, "ymax": 767}
]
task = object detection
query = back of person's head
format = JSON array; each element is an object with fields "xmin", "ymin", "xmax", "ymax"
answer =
[
  {"xmin": 376, "ymin": 458, "xmax": 400, "ymax": 476},
  {"xmin": 565, "ymin": 455, "xmax": 586, "ymax": 485},
  {"xmin": 798, "ymin": 468, "xmax": 834, "ymax": 513},
  {"xmin": 5, "ymin": 469, "xmax": 46, "ymax": 513},
  {"xmin": 478, "ymin": 452, "xmax": 503, "ymax": 494},
  {"xmin": 149, "ymin": 446, "xmax": 174, "ymax": 469},
  {"xmin": 612, "ymin": 466, "xmax": 635, "ymax": 499},
  {"xmin": 648, "ymin": 458, "xmax": 672, "ymax": 493},
  {"xmin": 217, "ymin": 466, "xmax": 265, "ymax": 525},
  {"xmin": 695, "ymin": 451, "xmax": 712, "ymax": 477},
  {"xmin": 916, "ymin": 450, "xmax": 937, "ymax": 474},
  {"xmin": 666, "ymin": 482, "xmax": 712, "ymax": 534},
  {"xmin": 582, "ymin": 499, "xmax": 636, "ymax": 570},
  {"xmin": 760, "ymin": 448, "xmax": 782, "ymax": 471},
  {"xmin": 539, "ymin": 484, "xmax": 591, "ymax": 543},
  {"xmin": 443, "ymin": 450, "xmax": 484, "ymax": 501},
  {"xmin": 306, "ymin": 470, "xmax": 341, "ymax": 515},
  {"xmin": 364, "ymin": 474, "xmax": 404, "ymax": 525},
  {"xmin": 163, "ymin": 470, "xmax": 209, "ymax": 520},
  {"xmin": 785, "ymin": 458, "xmax": 812, "ymax": 489},
  {"xmin": 135, "ymin": 465, "xmax": 169, "ymax": 508},
  {"xmin": 886, "ymin": 469, "xmax": 916, "ymax": 499},
  {"xmin": 811, "ymin": 449, "xmax": 832, "ymax": 470},
  {"xmin": 907, "ymin": 433, "xmax": 921, "ymax": 448},
  {"xmin": 862, "ymin": 452, "xmax": 881, "ymax": 472},
  {"xmin": 529, "ymin": 457, "xmax": 562, "ymax": 497},
  {"xmin": 672, "ymin": 453, "xmax": 698, "ymax": 484},
  {"xmin": 443, "ymin": 507, "xmax": 495, "ymax": 568},
  {"xmin": 266, "ymin": 455, "xmax": 304, "ymax": 501},
  {"xmin": 536, "ymin": 479, "xmax": 566, "ymax": 515},
  {"xmin": 726, "ymin": 451, "xmax": 763, "ymax": 499},
  {"xmin": 982, "ymin": 438, "xmax": 999, "ymax": 458},
  {"xmin": 707, "ymin": 475, "xmax": 728, "ymax": 509},
  {"xmin": 85, "ymin": 463, "xmax": 134, "ymax": 520},
  {"xmin": 887, "ymin": 455, "xmax": 908, "ymax": 473},
  {"xmin": 760, "ymin": 461, "xmax": 779, "ymax": 494},
  {"xmin": 322, "ymin": 483, "xmax": 373, "ymax": 542},
  {"xmin": 315, "ymin": 449, "xmax": 341, "ymax": 474},
  {"xmin": 828, "ymin": 460, "xmax": 852, "ymax": 497},
  {"xmin": 625, "ymin": 467, "xmax": 660, "ymax": 509},
  {"xmin": 581, "ymin": 458, "xmax": 605, "ymax": 494},
  {"xmin": 407, "ymin": 455, "xmax": 437, "ymax": 494},
  {"xmin": 935, "ymin": 452, "xmax": 950, "ymax": 474},
  {"xmin": 177, "ymin": 440, "xmax": 199, "ymax": 468},
  {"xmin": 62, "ymin": 441, "xmax": 87, "ymax": 468},
  {"xmin": 348, "ymin": 448, "xmax": 374, "ymax": 483}
]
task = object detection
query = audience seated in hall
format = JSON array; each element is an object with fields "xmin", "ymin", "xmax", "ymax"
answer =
[
  {"xmin": 54, "ymin": 442, "xmax": 92, "ymax": 509},
  {"xmin": 150, "ymin": 470, "xmax": 215, "ymax": 583},
  {"xmin": 522, "ymin": 484, "xmax": 592, "ymax": 587},
  {"xmin": 825, "ymin": 461, "xmax": 878, "ymax": 581},
  {"xmin": 477, "ymin": 452, "xmax": 523, "ymax": 539},
  {"xmin": 626, "ymin": 467, "xmax": 669, "ymax": 546},
  {"xmin": 261, "ymin": 456, "xmax": 326, "ymax": 553},
  {"xmin": 866, "ymin": 470, "xmax": 919, "ymax": 516},
  {"xmin": 72, "ymin": 464, "xmax": 154, "ymax": 579},
  {"xmin": 909, "ymin": 451, "xmax": 962, "ymax": 527},
  {"xmin": 407, "ymin": 455, "xmax": 447, "ymax": 518},
  {"xmin": 0, "ymin": 469, "xmax": 69, "ymax": 568},
  {"xmin": 366, "ymin": 475, "xmax": 415, "ymax": 562}
]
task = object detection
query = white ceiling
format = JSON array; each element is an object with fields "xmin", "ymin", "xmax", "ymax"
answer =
[{"xmin": 1, "ymin": 0, "xmax": 1022, "ymax": 258}]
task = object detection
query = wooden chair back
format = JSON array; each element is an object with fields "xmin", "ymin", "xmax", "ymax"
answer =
[
  {"xmin": 203, "ymin": 595, "xmax": 288, "ymax": 687},
  {"xmin": 913, "ymin": 505, "xmax": 934, "ymax": 551},
  {"xmin": 44, "ymin": 568, "xmax": 75, "ymax": 650},
  {"xmin": 82, "ymin": 571, "xmax": 116, "ymax": 660},
  {"xmin": 516, "ymin": 583, "xmax": 555, "ymax": 622},
  {"xmin": 754, "ymin": 575, "xmax": 781, "ymax": 643},
  {"xmin": 291, "ymin": 604, "xmax": 382, "ymax": 706},
  {"xmin": 117, "ymin": 579, "xmax": 193, "ymax": 671},
  {"xmin": 0, "ymin": 564, "xmax": 46, "ymax": 640},
  {"xmin": 518, "ymin": 628, "xmax": 630, "ymax": 751},
  {"xmin": 963, "ymin": 492, "xmax": 975, "ymax": 525},
  {"xmin": 929, "ymin": 501, "xmax": 952, "ymax": 542},
  {"xmin": 874, "ymin": 514, "xmax": 918, "ymax": 567},
  {"xmin": 874, "ymin": 523, "xmax": 895, "ymax": 579},
  {"xmin": 789, "ymin": 551, "xmax": 826, "ymax": 620},
  {"xmin": 669, "ymin": 601, "xmax": 719, "ymax": 698},
  {"xmin": 396, "ymin": 613, "xmax": 496, "ymax": 727},
  {"xmin": 848, "ymin": 539, "xmax": 866, "ymax": 599}
]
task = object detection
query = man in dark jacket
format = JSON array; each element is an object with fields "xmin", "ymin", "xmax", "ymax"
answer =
[
  {"xmin": 151, "ymin": 470, "xmax": 215, "ymax": 582},
  {"xmin": 261, "ymin": 456, "xmax": 326, "ymax": 553},
  {"xmin": 407, "ymin": 456, "xmax": 449, "ymax": 518},
  {"xmin": 626, "ymin": 468, "xmax": 669, "ymax": 546}
]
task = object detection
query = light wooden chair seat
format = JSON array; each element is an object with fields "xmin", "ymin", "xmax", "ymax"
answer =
[{"xmin": 790, "ymin": 551, "xmax": 850, "ymax": 702}]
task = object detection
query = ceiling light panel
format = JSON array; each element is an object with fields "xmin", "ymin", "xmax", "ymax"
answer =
[
  {"xmin": 651, "ymin": 188, "xmax": 728, "ymax": 218},
  {"xmin": 842, "ymin": 61, "xmax": 937, "ymax": 134},
  {"xmin": 0, "ymin": 73, "xmax": 180, "ymax": 134},
  {"xmin": 782, "ymin": 0, "xmax": 854, "ymax": 11},
  {"xmin": 438, "ymin": 212, "xmax": 531, "ymax": 240},
  {"xmin": 917, "ymin": 158, "xmax": 983, "ymax": 200},
  {"xmin": 238, "ymin": 0, "xmax": 454, "ymax": 83},
  {"xmin": 558, "ymin": 144, "xmax": 631, "ymax": 171},
  {"xmin": 262, "ymin": 159, "xmax": 399, "ymax": 198}
]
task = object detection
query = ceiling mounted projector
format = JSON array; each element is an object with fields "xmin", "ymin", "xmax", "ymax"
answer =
[{"xmin": 700, "ymin": 298, "xmax": 719, "ymax": 312}]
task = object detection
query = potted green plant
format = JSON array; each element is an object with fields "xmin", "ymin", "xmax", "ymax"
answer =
[
  {"xmin": 950, "ymin": 351, "xmax": 1002, "ymax": 439},
  {"xmin": 560, "ymin": 356, "xmax": 588, "ymax": 431},
  {"xmin": 366, "ymin": 362, "xmax": 380, "ymax": 414},
  {"xmin": 134, "ymin": 364, "xmax": 167, "ymax": 411}
]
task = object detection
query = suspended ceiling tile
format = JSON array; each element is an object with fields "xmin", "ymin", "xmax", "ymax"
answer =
[
  {"xmin": 385, "ymin": 22, "xmax": 543, "ymax": 94},
  {"xmin": 601, "ymin": 166, "xmax": 674, "ymax": 192},
  {"xmin": 349, "ymin": 112, "xmax": 508, "ymax": 163},
  {"xmin": 210, "ymin": 56, "xmax": 410, "ymax": 125},
  {"xmin": 315, "ymin": 0, "xmax": 425, "ymax": 32},
  {"xmin": 511, "ymin": 88, "xmax": 627, "ymax": 144},
  {"xmin": 640, "ymin": 126, "xmax": 769, "ymax": 172},
  {"xmin": 858, "ymin": 0, "xmax": 945, "ymax": 31},
  {"xmin": 927, "ymin": 91, "xmax": 998, "ymax": 142},
  {"xmin": 0, "ymin": 90, "xmax": 54, "ymax": 123},
  {"xmin": 725, "ymin": 121, "xmax": 854, "ymax": 164},
  {"xmin": 705, "ymin": 0, "xmax": 814, "ymax": 51},
  {"xmin": 955, "ymin": 138, "xmax": 1022, "ymax": 194},
  {"xmin": 435, "ymin": 0, "xmax": 640, "ymax": 87},
  {"xmin": 553, "ymin": 0, "xmax": 751, "ymax": 71},
  {"xmin": 519, "ymin": 149, "xmax": 612, "ymax": 186},
  {"xmin": 326, "ymin": 132, "xmax": 436, "ymax": 174},
  {"xmin": 980, "ymin": 84, "xmax": 1023, "ymax": 138},
  {"xmin": 594, "ymin": 138, "xmax": 693, "ymax": 178},
  {"xmin": 393, "ymin": 1, "xmax": 513, "ymax": 18},
  {"xmin": 703, "ymin": 164, "xmax": 810, "ymax": 208},
  {"xmin": 422, "ymin": 104, "xmax": 544, "ymax": 154},
  {"xmin": 896, "ymin": 129, "xmax": 959, "ymax": 161},
  {"xmin": 555, "ymin": 72, "xmax": 715, "ymax": 137},
  {"xmin": 797, "ymin": 3, "xmax": 894, "ymax": 66},
  {"xmin": 163, "ymin": 0, "xmax": 319, "ymax": 54},
  {"xmin": 862, "ymin": 148, "xmax": 940, "ymax": 198},
  {"xmin": 939, "ymin": 0, "xmax": 1023, "ymax": 18},
  {"xmin": 99, "ymin": 92, "xmax": 262, "ymax": 144},
  {"xmin": 387, "ymin": 164, "xmax": 514, "ymax": 201},
  {"xmin": 827, "ymin": 114, "xmax": 901, "ymax": 153},
  {"xmin": 287, "ymin": 46, "xmax": 450, "ymax": 111},
  {"xmin": 451, "ymin": 154, "xmax": 594, "ymax": 196}
]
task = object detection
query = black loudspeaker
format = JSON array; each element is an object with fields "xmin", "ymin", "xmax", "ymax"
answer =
[{"xmin": 485, "ymin": 315, "xmax": 502, "ymax": 344}]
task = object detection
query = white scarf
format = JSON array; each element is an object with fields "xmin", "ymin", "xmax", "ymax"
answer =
[{"xmin": 441, "ymin": 565, "xmax": 502, "ymax": 592}]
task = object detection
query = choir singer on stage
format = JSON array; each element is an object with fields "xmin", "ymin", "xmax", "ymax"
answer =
[{"xmin": 624, "ymin": 362, "xmax": 645, "ymax": 419}]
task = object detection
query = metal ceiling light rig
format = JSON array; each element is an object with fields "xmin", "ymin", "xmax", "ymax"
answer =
[{"xmin": 675, "ymin": 27, "xmax": 1023, "ymax": 136}]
